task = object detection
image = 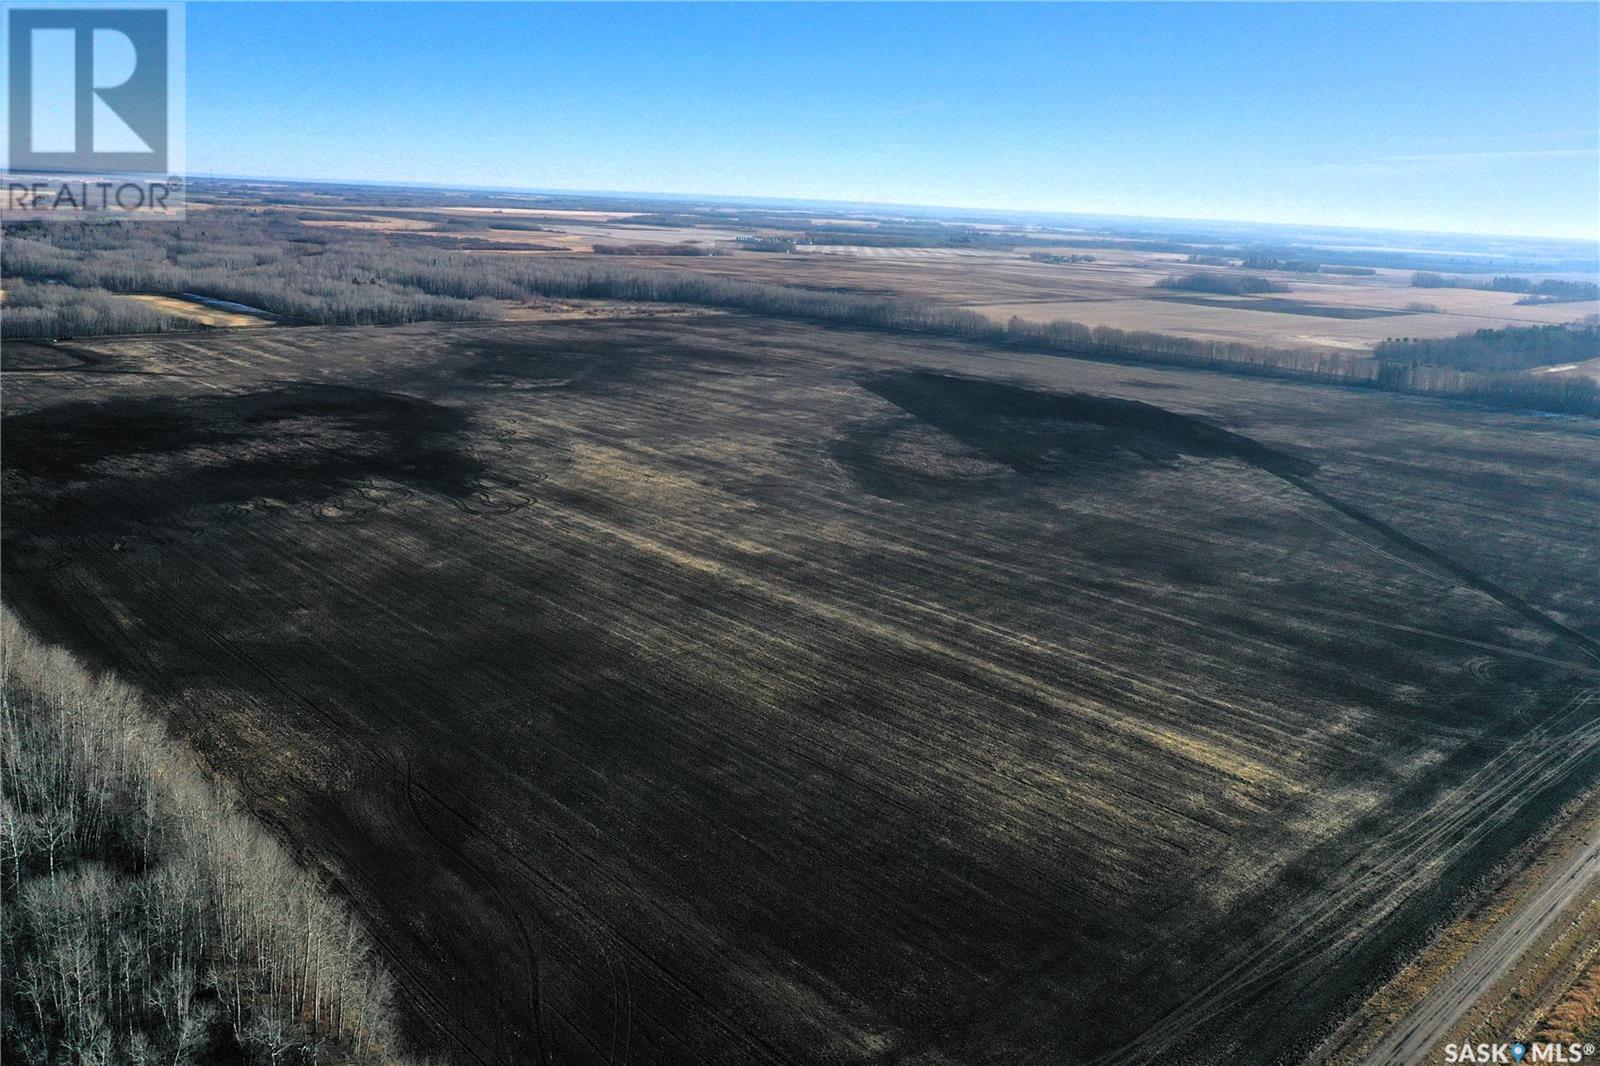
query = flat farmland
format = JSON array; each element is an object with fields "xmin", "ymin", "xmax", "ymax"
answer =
[
  {"xmin": 255, "ymin": 198, "xmax": 1600, "ymax": 356},
  {"xmin": 468, "ymin": 239, "xmax": 1599, "ymax": 353},
  {"xmin": 4, "ymin": 315, "xmax": 1599, "ymax": 1064}
]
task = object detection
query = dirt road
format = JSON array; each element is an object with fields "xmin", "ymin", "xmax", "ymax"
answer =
[{"xmin": 1366, "ymin": 822, "xmax": 1600, "ymax": 1064}]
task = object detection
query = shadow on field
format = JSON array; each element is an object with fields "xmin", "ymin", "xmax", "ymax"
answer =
[
  {"xmin": 836, "ymin": 369, "xmax": 1314, "ymax": 500},
  {"xmin": 1, "ymin": 383, "xmax": 496, "ymax": 570}
]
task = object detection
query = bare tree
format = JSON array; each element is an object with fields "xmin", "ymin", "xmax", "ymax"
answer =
[{"xmin": 1, "ymin": 613, "xmax": 421, "ymax": 1064}]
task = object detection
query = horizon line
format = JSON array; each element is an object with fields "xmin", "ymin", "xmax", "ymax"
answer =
[{"xmin": 182, "ymin": 170, "xmax": 1600, "ymax": 250}]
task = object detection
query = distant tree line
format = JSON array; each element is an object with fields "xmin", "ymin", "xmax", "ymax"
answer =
[
  {"xmin": 800, "ymin": 232, "xmax": 934, "ymax": 248},
  {"xmin": 1412, "ymin": 272, "xmax": 1599, "ymax": 304},
  {"xmin": 735, "ymin": 237, "xmax": 798, "ymax": 253},
  {"xmin": 1029, "ymin": 253, "xmax": 1096, "ymax": 264},
  {"xmin": 2, "ymin": 279, "xmax": 186, "ymax": 339},
  {"xmin": 5, "ymin": 211, "xmax": 1595, "ymax": 415},
  {"xmin": 403, "ymin": 235, "xmax": 569, "ymax": 253},
  {"xmin": 2, "ymin": 218, "xmax": 495, "ymax": 327},
  {"xmin": 797, "ymin": 221, "xmax": 1022, "ymax": 250},
  {"xmin": 610, "ymin": 212, "xmax": 703, "ymax": 228},
  {"xmin": 1001, "ymin": 317, "xmax": 1597, "ymax": 415},
  {"xmin": 1, "ymin": 613, "xmax": 412, "ymax": 1064},
  {"xmin": 1375, "ymin": 325, "xmax": 1599, "ymax": 372},
  {"xmin": 293, "ymin": 211, "xmax": 379, "ymax": 223},
  {"xmin": 1240, "ymin": 257, "xmax": 1377, "ymax": 276},
  {"xmin": 592, "ymin": 242, "xmax": 716, "ymax": 256},
  {"xmin": 1155, "ymin": 273, "xmax": 1290, "ymax": 295},
  {"xmin": 998, "ymin": 314, "xmax": 1373, "ymax": 381},
  {"xmin": 1241, "ymin": 257, "xmax": 1320, "ymax": 273},
  {"xmin": 1372, "ymin": 362, "xmax": 1600, "ymax": 415},
  {"xmin": 1048, "ymin": 238, "xmax": 1211, "ymax": 254}
]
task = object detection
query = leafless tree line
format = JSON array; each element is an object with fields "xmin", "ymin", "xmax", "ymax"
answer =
[
  {"xmin": 591, "ymin": 243, "xmax": 715, "ymax": 256},
  {"xmin": 1020, "ymin": 317, "xmax": 1596, "ymax": 414},
  {"xmin": 1, "ymin": 280, "xmax": 186, "ymax": 340},
  {"xmin": 1412, "ymin": 272, "xmax": 1599, "ymax": 304},
  {"xmin": 1154, "ymin": 272, "xmax": 1289, "ymax": 295},
  {"xmin": 1375, "ymin": 325, "xmax": 1599, "ymax": 372},
  {"xmin": 3, "ymin": 212, "xmax": 1595, "ymax": 413},
  {"xmin": 1, "ymin": 614, "xmax": 416, "ymax": 1065}
]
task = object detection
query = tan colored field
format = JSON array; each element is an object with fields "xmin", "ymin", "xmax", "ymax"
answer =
[
  {"xmin": 376, "ymin": 205, "xmax": 642, "ymax": 220},
  {"xmin": 535, "ymin": 242, "xmax": 1597, "ymax": 353},
  {"xmin": 966, "ymin": 294, "xmax": 1592, "ymax": 351},
  {"xmin": 192, "ymin": 197, "xmax": 1600, "ymax": 358},
  {"xmin": 1534, "ymin": 357, "xmax": 1600, "ymax": 382},
  {"xmin": 538, "ymin": 219, "xmax": 753, "ymax": 248},
  {"xmin": 122, "ymin": 292, "xmax": 272, "ymax": 327},
  {"xmin": 299, "ymin": 216, "xmax": 437, "ymax": 232},
  {"xmin": 447, "ymin": 230, "xmax": 591, "ymax": 249},
  {"xmin": 292, "ymin": 205, "xmax": 749, "ymax": 251}
]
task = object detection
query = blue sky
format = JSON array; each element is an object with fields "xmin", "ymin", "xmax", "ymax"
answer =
[{"xmin": 188, "ymin": 3, "xmax": 1600, "ymax": 239}]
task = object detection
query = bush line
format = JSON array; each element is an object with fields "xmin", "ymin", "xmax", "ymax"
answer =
[
  {"xmin": 4, "ymin": 214, "xmax": 1595, "ymax": 414},
  {"xmin": 0, "ymin": 613, "xmax": 415, "ymax": 1064}
]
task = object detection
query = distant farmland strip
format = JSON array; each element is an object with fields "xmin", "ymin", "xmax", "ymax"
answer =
[
  {"xmin": 5, "ymin": 209, "xmax": 1596, "ymax": 414},
  {"xmin": 1152, "ymin": 293, "xmax": 1411, "ymax": 319}
]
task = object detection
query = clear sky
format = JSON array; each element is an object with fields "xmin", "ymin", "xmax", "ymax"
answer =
[{"xmin": 188, "ymin": 2, "xmax": 1600, "ymax": 240}]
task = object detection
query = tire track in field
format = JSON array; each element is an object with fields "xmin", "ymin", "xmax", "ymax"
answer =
[
  {"xmin": 412, "ymin": 410, "xmax": 1592, "ymax": 1065},
  {"xmin": 929, "ymin": 687, "xmax": 1600, "ymax": 1066},
  {"xmin": 256, "ymin": 514, "xmax": 787, "ymax": 1066},
  {"xmin": 125, "ymin": 548, "xmax": 618, "ymax": 1065},
  {"xmin": 400, "ymin": 758, "xmax": 556, "ymax": 1066},
  {"xmin": 1296, "ymin": 607, "xmax": 1594, "ymax": 677},
  {"xmin": 411, "ymin": 762, "xmax": 812, "ymax": 1066},
  {"xmin": 1212, "ymin": 462, "xmax": 1598, "ymax": 669},
  {"xmin": 1108, "ymin": 688, "xmax": 1600, "ymax": 1049},
  {"xmin": 1084, "ymin": 687, "xmax": 1600, "ymax": 1064},
  {"xmin": 100, "ymin": 548, "xmax": 586, "ymax": 1064},
  {"xmin": 99, "ymin": 552, "xmax": 516, "ymax": 1065},
  {"xmin": 1365, "ymin": 831, "xmax": 1600, "ymax": 1065},
  {"xmin": 149, "ymin": 520, "xmax": 791, "ymax": 1065},
  {"xmin": 1277, "ymin": 473, "xmax": 1600, "ymax": 664}
]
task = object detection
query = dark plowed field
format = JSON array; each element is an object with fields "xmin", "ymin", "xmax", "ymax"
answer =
[{"xmin": 4, "ymin": 314, "xmax": 1598, "ymax": 1064}]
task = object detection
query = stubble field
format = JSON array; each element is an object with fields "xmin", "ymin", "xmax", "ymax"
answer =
[
  {"xmin": 278, "ymin": 196, "xmax": 1600, "ymax": 357},
  {"xmin": 3, "ymin": 313, "xmax": 1598, "ymax": 1064},
  {"xmin": 564, "ymin": 244, "xmax": 1599, "ymax": 352}
]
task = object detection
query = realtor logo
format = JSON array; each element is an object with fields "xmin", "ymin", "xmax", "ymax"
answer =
[{"xmin": 4, "ymin": 3, "xmax": 184, "ymax": 217}]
